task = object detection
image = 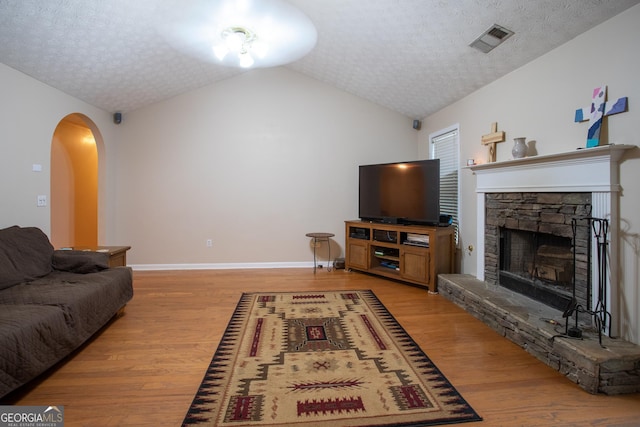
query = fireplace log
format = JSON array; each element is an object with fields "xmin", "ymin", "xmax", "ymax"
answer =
[
  {"xmin": 535, "ymin": 244, "xmax": 573, "ymax": 283},
  {"xmin": 534, "ymin": 264, "xmax": 562, "ymax": 281}
]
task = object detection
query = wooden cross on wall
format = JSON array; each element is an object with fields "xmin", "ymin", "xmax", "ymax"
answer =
[
  {"xmin": 481, "ymin": 122, "xmax": 506, "ymax": 163},
  {"xmin": 574, "ymin": 85, "xmax": 628, "ymax": 148}
]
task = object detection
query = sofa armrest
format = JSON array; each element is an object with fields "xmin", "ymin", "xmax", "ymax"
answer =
[{"xmin": 52, "ymin": 250, "xmax": 110, "ymax": 273}]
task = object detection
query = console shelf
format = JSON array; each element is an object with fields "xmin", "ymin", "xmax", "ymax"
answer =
[{"xmin": 345, "ymin": 220, "xmax": 454, "ymax": 291}]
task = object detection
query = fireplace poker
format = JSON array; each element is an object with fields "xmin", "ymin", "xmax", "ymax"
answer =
[
  {"xmin": 592, "ymin": 218, "xmax": 611, "ymax": 337},
  {"xmin": 564, "ymin": 218, "xmax": 582, "ymax": 339}
]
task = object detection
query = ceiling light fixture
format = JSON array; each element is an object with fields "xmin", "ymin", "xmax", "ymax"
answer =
[
  {"xmin": 213, "ymin": 26, "xmax": 264, "ymax": 69},
  {"xmin": 164, "ymin": 0, "xmax": 317, "ymax": 69}
]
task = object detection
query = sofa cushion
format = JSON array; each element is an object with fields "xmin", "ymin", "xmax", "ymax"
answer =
[
  {"xmin": 0, "ymin": 226, "xmax": 54, "ymax": 290},
  {"xmin": 0, "ymin": 268, "xmax": 133, "ymax": 339},
  {"xmin": 0, "ymin": 304, "xmax": 75, "ymax": 395},
  {"xmin": 0, "ymin": 267, "xmax": 133, "ymax": 398}
]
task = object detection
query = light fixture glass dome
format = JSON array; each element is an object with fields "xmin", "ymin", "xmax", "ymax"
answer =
[{"xmin": 164, "ymin": 0, "xmax": 317, "ymax": 69}]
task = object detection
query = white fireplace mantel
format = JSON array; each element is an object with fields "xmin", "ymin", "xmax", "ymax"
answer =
[
  {"xmin": 468, "ymin": 144, "xmax": 633, "ymax": 193},
  {"xmin": 468, "ymin": 144, "xmax": 635, "ymax": 336}
]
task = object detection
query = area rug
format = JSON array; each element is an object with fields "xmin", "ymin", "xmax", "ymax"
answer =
[{"xmin": 183, "ymin": 290, "xmax": 481, "ymax": 426}]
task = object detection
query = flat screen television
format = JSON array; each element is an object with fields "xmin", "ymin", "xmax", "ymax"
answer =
[{"xmin": 359, "ymin": 159, "xmax": 440, "ymax": 225}]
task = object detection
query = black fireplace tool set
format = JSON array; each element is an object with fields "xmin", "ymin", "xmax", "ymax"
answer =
[{"xmin": 559, "ymin": 216, "xmax": 613, "ymax": 347}]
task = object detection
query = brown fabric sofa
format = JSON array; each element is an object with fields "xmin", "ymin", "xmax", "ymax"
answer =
[{"xmin": 0, "ymin": 226, "xmax": 133, "ymax": 399}]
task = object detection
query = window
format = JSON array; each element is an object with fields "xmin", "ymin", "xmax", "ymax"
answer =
[{"xmin": 430, "ymin": 126, "xmax": 459, "ymax": 244}]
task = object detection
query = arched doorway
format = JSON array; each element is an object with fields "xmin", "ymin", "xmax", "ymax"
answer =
[{"xmin": 50, "ymin": 114, "xmax": 100, "ymax": 248}]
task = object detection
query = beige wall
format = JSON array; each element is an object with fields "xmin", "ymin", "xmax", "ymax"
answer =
[
  {"xmin": 114, "ymin": 67, "xmax": 418, "ymax": 266},
  {"xmin": 0, "ymin": 63, "xmax": 119, "ymax": 242},
  {"xmin": 420, "ymin": 4, "xmax": 640, "ymax": 343},
  {"xmin": 0, "ymin": 64, "xmax": 417, "ymax": 265}
]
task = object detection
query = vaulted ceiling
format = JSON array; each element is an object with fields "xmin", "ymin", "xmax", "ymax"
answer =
[{"xmin": 1, "ymin": 0, "xmax": 637, "ymax": 118}]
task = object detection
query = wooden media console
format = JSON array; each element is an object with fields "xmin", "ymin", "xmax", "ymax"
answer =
[{"xmin": 345, "ymin": 220, "xmax": 454, "ymax": 292}]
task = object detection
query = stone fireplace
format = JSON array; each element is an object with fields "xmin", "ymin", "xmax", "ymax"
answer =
[
  {"xmin": 485, "ymin": 192, "xmax": 591, "ymax": 313},
  {"xmin": 438, "ymin": 144, "xmax": 640, "ymax": 394},
  {"xmin": 472, "ymin": 145, "xmax": 632, "ymax": 336}
]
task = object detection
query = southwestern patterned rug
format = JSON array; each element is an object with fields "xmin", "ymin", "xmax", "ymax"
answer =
[{"xmin": 183, "ymin": 290, "xmax": 481, "ymax": 426}]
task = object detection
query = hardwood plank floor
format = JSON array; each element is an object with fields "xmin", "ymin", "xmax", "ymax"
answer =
[{"xmin": 4, "ymin": 269, "xmax": 640, "ymax": 426}]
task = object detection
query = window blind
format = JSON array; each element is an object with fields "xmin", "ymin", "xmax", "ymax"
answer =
[{"xmin": 431, "ymin": 129, "xmax": 459, "ymax": 243}]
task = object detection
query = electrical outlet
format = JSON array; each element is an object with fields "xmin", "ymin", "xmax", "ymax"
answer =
[
  {"xmin": 206, "ymin": 239, "xmax": 213, "ymax": 247},
  {"xmin": 37, "ymin": 195, "xmax": 47, "ymax": 207}
]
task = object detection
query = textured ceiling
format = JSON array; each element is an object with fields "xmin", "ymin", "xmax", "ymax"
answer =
[{"xmin": 1, "ymin": 0, "xmax": 638, "ymax": 119}]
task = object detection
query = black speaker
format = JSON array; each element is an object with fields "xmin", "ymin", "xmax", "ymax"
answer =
[
  {"xmin": 113, "ymin": 112, "xmax": 122, "ymax": 124},
  {"xmin": 412, "ymin": 119, "xmax": 421, "ymax": 130}
]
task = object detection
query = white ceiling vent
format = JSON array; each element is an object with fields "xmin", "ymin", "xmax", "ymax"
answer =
[{"xmin": 469, "ymin": 24, "xmax": 514, "ymax": 53}]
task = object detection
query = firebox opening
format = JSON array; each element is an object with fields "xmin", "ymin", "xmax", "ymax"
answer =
[{"xmin": 499, "ymin": 228, "xmax": 573, "ymax": 311}]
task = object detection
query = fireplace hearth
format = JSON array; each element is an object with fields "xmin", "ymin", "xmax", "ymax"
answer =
[{"xmin": 438, "ymin": 274, "xmax": 640, "ymax": 394}]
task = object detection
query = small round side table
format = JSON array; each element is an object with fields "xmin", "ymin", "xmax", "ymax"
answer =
[{"xmin": 305, "ymin": 232, "xmax": 335, "ymax": 273}]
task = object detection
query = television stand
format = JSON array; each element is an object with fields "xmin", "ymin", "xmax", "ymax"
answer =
[{"xmin": 344, "ymin": 220, "xmax": 454, "ymax": 292}]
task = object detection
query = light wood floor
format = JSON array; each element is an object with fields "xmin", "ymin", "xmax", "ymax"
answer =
[{"xmin": 5, "ymin": 269, "xmax": 640, "ymax": 426}]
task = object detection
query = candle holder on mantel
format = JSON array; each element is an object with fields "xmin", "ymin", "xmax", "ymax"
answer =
[{"xmin": 511, "ymin": 137, "xmax": 527, "ymax": 159}]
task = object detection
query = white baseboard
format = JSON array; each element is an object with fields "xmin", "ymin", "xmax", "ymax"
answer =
[{"xmin": 130, "ymin": 261, "xmax": 320, "ymax": 271}]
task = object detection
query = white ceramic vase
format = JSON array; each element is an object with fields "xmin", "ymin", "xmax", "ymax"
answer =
[{"xmin": 512, "ymin": 137, "xmax": 527, "ymax": 159}]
